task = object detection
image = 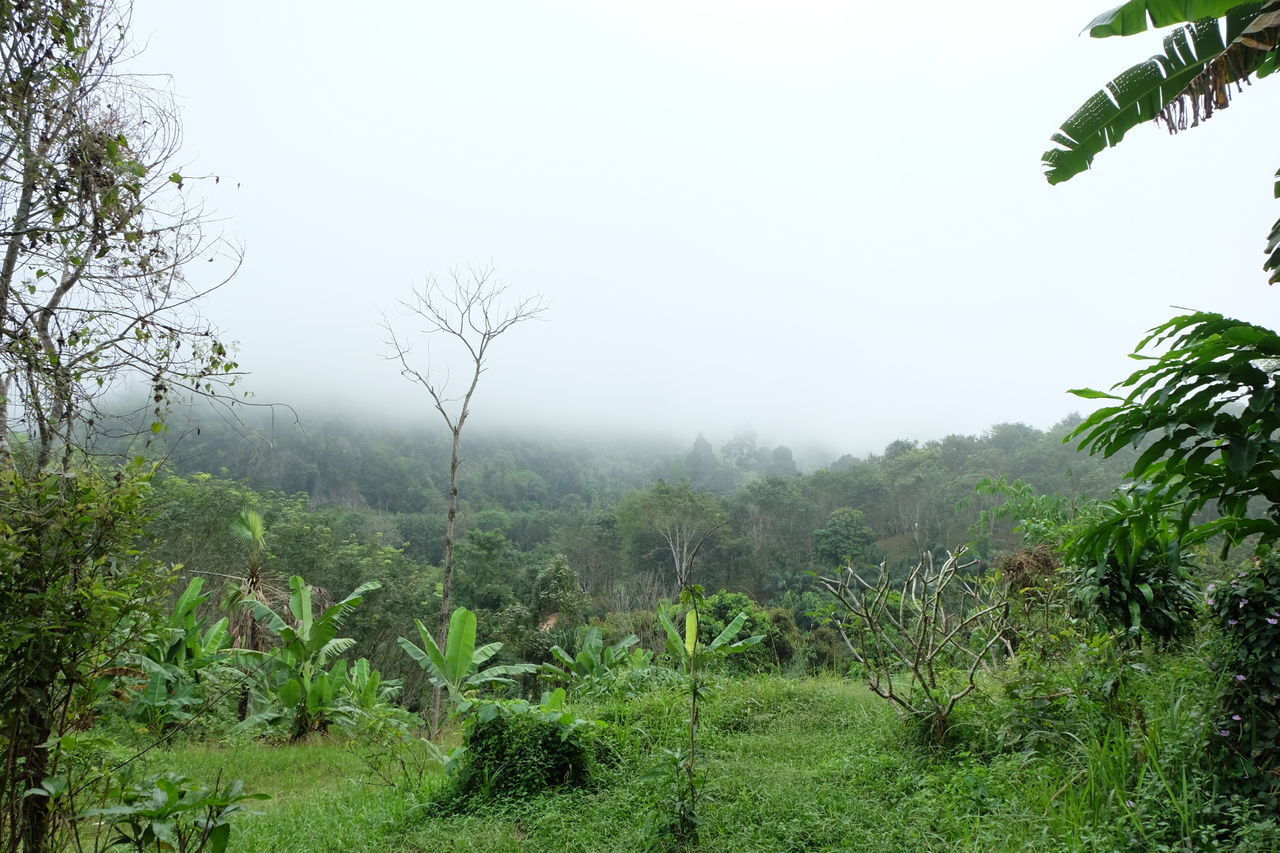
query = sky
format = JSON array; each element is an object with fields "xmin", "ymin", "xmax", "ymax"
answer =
[{"xmin": 125, "ymin": 1, "xmax": 1280, "ymax": 458}]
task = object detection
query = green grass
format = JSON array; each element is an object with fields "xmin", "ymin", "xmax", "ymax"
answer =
[
  {"xmin": 143, "ymin": 739, "xmax": 414, "ymax": 852},
  {"xmin": 138, "ymin": 667, "xmax": 1279, "ymax": 852}
]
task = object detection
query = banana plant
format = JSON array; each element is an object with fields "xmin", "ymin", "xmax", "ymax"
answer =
[
  {"xmin": 655, "ymin": 593, "xmax": 763, "ymax": 845},
  {"xmin": 344, "ymin": 657, "xmax": 402, "ymax": 712},
  {"xmin": 128, "ymin": 578, "xmax": 244, "ymax": 731},
  {"xmin": 140, "ymin": 578, "xmax": 237, "ymax": 673},
  {"xmin": 539, "ymin": 626, "xmax": 651, "ymax": 697},
  {"xmin": 398, "ymin": 607, "xmax": 535, "ymax": 709},
  {"xmin": 251, "ymin": 575, "xmax": 380, "ymax": 740},
  {"xmin": 658, "ymin": 606, "xmax": 762, "ymax": 668}
]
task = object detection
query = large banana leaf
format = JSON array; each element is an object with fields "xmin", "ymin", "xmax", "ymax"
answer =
[
  {"xmin": 1086, "ymin": 0, "xmax": 1254, "ymax": 36},
  {"xmin": 1044, "ymin": 8, "xmax": 1265, "ymax": 184},
  {"xmin": 443, "ymin": 607, "xmax": 478, "ymax": 686},
  {"xmin": 657, "ymin": 606, "xmax": 689, "ymax": 664},
  {"xmin": 401, "ymin": 617, "xmax": 449, "ymax": 676}
]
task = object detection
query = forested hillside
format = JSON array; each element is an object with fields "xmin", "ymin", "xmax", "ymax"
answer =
[{"xmin": 121, "ymin": 408, "xmax": 1135, "ymax": 689}]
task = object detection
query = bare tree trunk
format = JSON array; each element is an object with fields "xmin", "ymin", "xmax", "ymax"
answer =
[{"xmin": 431, "ymin": 425, "xmax": 463, "ymax": 732}]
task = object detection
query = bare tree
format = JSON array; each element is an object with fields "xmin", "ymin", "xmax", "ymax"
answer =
[{"xmin": 382, "ymin": 266, "xmax": 545, "ymax": 726}]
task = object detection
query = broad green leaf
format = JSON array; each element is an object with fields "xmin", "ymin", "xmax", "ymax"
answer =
[
  {"xmin": 707, "ymin": 611, "xmax": 750, "ymax": 653},
  {"xmin": 1085, "ymin": 0, "xmax": 1255, "ymax": 37},
  {"xmin": 723, "ymin": 635, "xmax": 765, "ymax": 655},
  {"xmin": 201, "ymin": 617, "xmax": 230, "ymax": 656},
  {"xmin": 1045, "ymin": 18, "xmax": 1231, "ymax": 184},
  {"xmin": 444, "ymin": 608, "xmax": 477, "ymax": 685},
  {"xmin": 544, "ymin": 687, "xmax": 567, "ymax": 711},
  {"xmin": 287, "ymin": 576, "xmax": 312, "ymax": 634},
  {"xmin": 317, "ymin": 637, "xmax": 355, "ymax": 665},
  {"xmin": 685, "ymin": 610, "xmax": 698, "ymax": 657},
  {"xmin": 142, "ymin": 672, "xmax": 168, "ymax": 705},
  {"xmin": 277, "ymin": 678, "xmax": 303, "ymax": 709},
  {"xmin": 658, "ymin": 606, "xmax": 687, "ymax": 663},
  {"xmin": 472, "ymin": 641, "xmax": 503, "ymax": 668},
  {"xmin": 171, "ymin": 578, "xmax": 207, "ymax": 626},
  {"xmin": 1069, "ymin": 387, "xmax": 1123, "ymax": 400}
]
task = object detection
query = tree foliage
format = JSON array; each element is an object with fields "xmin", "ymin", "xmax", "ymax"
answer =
[
  {"xmin": 1069, "ymin": 312, "xmax": 1280, "ymax": 548},
  {"xmin": 0, "ymin": 462, "xmax": 160, "ymax": 849},
  {"xmin": 0, "ymin": 0, "xmax": 242, "ymax": 471}
]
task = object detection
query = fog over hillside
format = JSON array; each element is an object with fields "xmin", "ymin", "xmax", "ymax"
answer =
[{"xmin": 122, "ymin": 0, "xmax": 1280, "ymax": 454}]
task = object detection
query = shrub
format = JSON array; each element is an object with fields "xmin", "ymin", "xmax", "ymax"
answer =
[
  {"xmin": 696, "ymin": 591, "xmax": 798, "ymax": 672},
  {"xmin": 1208, "ymin": 552, "xmax": 1280, "ymax": 807},
  {"xmin": 450, "ymin": 691, "xmax": 606, "ymax": 802}
]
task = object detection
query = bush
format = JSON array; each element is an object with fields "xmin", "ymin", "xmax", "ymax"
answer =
[
  {"xmin": 449, "ymin": 693, "xmax": 607, "ymax": 803},
  {"xmin": 1208, "ymin": 552, "xmax": 1280, "ymax": 808},
  {"xmin": 696, "ymin": 591, "xmax": 798, "ymax": 672}
]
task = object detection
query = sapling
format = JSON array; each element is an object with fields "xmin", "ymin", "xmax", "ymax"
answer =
[{"xmin": 655, "ymin": 587, "xmax": 761, "ymax": 845}]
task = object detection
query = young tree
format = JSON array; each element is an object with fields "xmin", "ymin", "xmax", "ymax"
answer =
[{"xmin": 382, "ymin": 267, "xmax": 544, "ymax": 725}]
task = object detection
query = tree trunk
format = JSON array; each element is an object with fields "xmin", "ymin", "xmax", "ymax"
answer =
[{"xmin": 431, "ymin": 425, "xmax": 463, "ymax": 733}]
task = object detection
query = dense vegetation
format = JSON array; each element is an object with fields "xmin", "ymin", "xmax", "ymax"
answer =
[{"xmin": 9, "ymin": 0, "xmax": 1280, "ymax": 850}]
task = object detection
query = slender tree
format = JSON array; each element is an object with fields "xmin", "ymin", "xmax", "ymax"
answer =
[
  {"xmin": 382, "ymin": 266, "xmax": 544, "ymax": 728},
  {"xmin": 0, "ymin": 2, "xmax": 243, "ymax": 846}
]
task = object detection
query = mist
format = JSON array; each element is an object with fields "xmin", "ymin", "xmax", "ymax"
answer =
[{"xmin": 123, "ymin": 1, "xmax": 1280, "ymax": 455}]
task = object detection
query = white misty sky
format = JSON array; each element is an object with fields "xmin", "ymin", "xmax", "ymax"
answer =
[{"xmin": 126, "ymin": 1, "xmax": 1280, "ymax": 457}]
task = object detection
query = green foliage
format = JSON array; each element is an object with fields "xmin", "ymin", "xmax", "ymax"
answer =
[
  {"xmin": 1208, "ymin": 551, "xmax": 1280, "ymax": 806},
  {"xmin": 652, "ymin": 590, "xmax": 763, "ymax": 846},
  {"xmin": 80, "ymin": 772, "xmax": 268, "ymax": 853},
  {"xmin": 531, "ymin": 553, "xmax": 588, "ymax": 625},
  {"xmin": 1063, "ymin": 493, "xmax": 1198, "ymax": 642},
  {"xmin": 1071, "ymin": 313, "xmax": 1280, "ymax": 547},
  {"xmin": 398, "ymin": 607, "xmax": 536, "ymax": 708},
  {"xmin": 1044, "ymin": 4, "xmax": 1275, "ymax": 182},
  {"xmin": 695, "ymin": 591, "xmax": 797, "ymax": 672},
  {"xmin": 438, "ymin": 689, "xmax": 605, "ymax": 804},
  {"xmin": 248, "ymin": 575, "xmax": 380, "ymax": 740},
  {"xmin": 123, "ymin": 578, "xmax": 247, "ymax": 733},
  {"xmin": 539, "ymin": 626, "xmax": 653, "ymax": 699},
  {"xmin": 657, "ymin": 603, "xmax": 763, "ymax": 669},
  {"xmin": 0, "ymin": 463, "xmax": 163, "ymax": 850},
  {"xmin": 1047, "ymin": 2, "xmax": 1280, "ymax": 281},
  {"xmin": 972, "ymin": 476, "xmax": 1076, "ymax": 550},
  {"xmin": 616, "ymin": 480, "xmax": 727, "ymax": 590},
  {"xmin": 812, "ymin": 507, "xmax": 875, "ymax": 568}
]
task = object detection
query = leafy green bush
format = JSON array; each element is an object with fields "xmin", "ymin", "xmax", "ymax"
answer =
[
  {"xmin": 82, "ymin": 772, "xmax": 268, "ymax": 853},
  {"xmin": 449, "ymin": 690, "xmax": 606, "ymax": 802},
  {"xmin": 539, "ymin": 625, "xmax": 653, "ymax": 699},
  {"xmin": 1063, "ymin": 494, "xmax": 1198, "ymax": 643},
  {"xmin": 1209, "ymin": 552, "xmax": 1280, "ymax": 807},
  {"xmin": 696, "ymin": 591, "xmax": 797, "ymax": 672}
]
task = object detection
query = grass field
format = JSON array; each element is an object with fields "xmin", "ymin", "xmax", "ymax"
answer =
[{"xmin": 146, "ymin": 677, "xmax": 1104, "ymax": 853}]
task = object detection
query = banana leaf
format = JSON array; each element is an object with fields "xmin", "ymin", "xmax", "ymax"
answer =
[
  {"xmin": 1086, "ymin": 0, "xmax": 1254, "ymax": 37},
  {"xmin": 1045, "ymin": 4, "xmax": 1275, "ymax": 184}
]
